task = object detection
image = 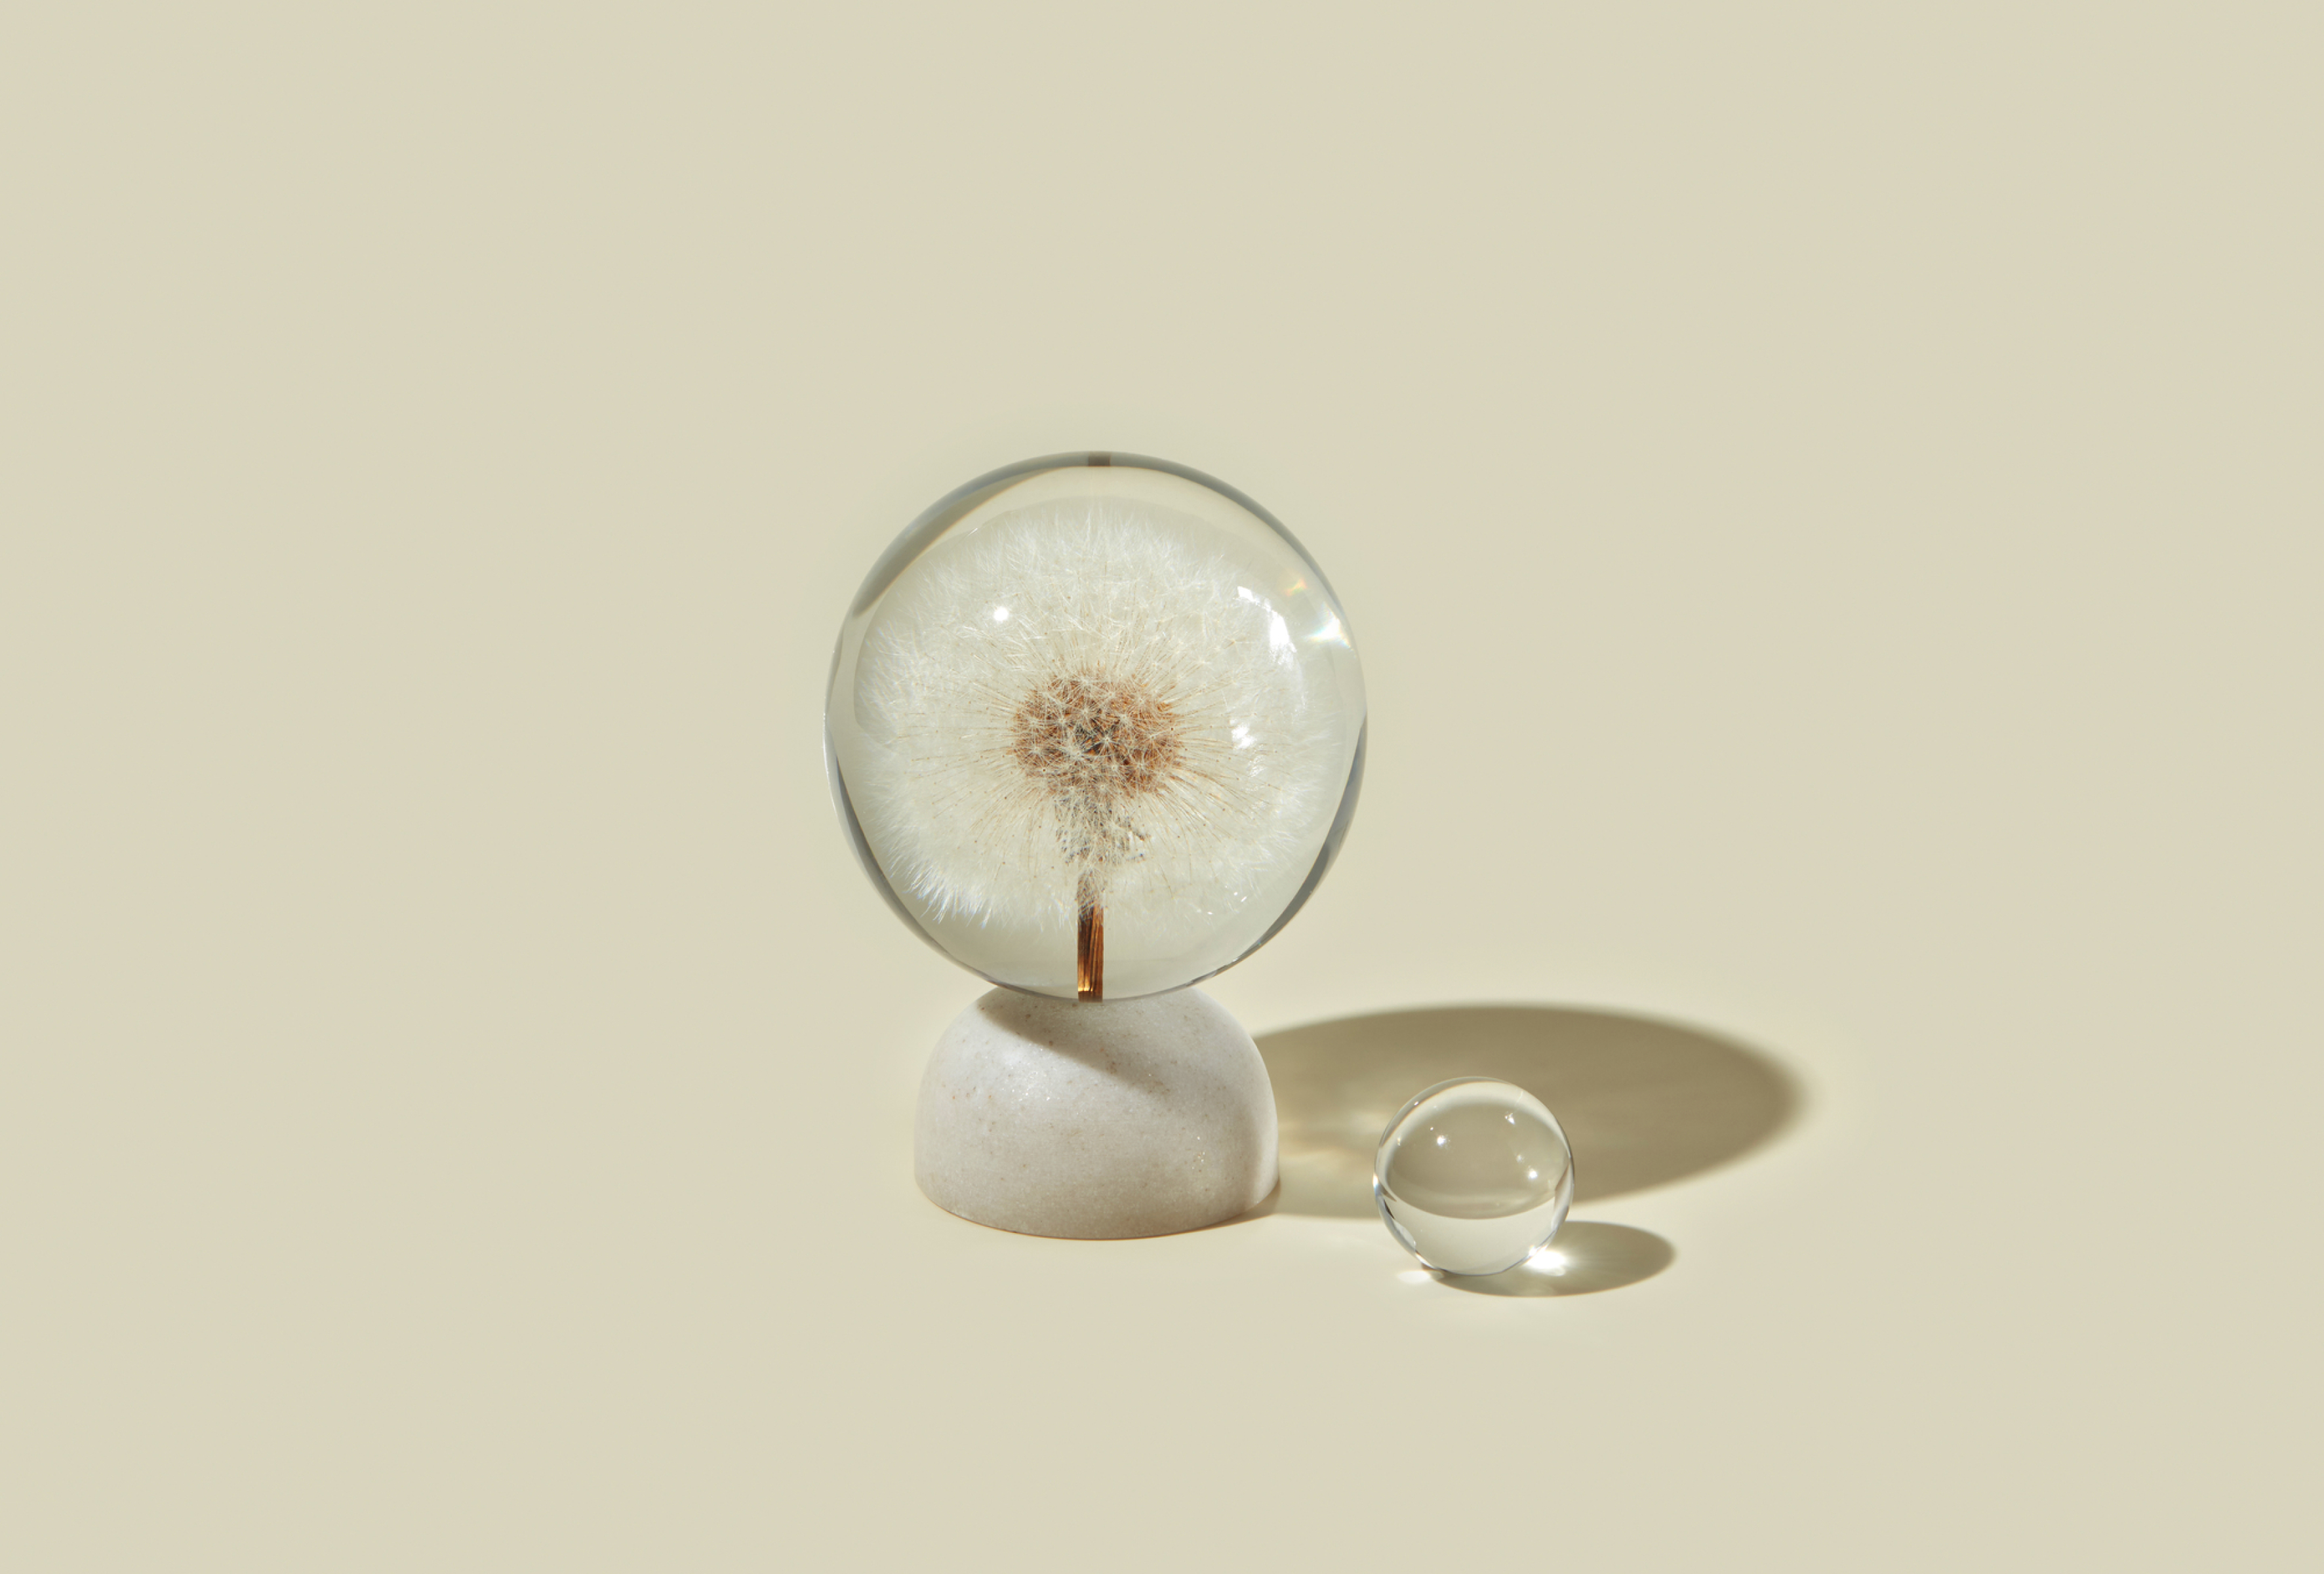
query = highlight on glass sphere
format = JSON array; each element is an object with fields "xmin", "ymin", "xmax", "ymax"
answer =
[
  {"xmin": 825, "ymin": 454, "xmax": 1366, "ymax": 1001},
  {"xmin": 1374, "ymin": 1078, "xmax": 1576, "ymax": 1276}
]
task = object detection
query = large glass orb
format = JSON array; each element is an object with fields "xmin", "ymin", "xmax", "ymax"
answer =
[{"xmin": 826, "ymin": 454, "xmax": 1365, "ymax": 1000}]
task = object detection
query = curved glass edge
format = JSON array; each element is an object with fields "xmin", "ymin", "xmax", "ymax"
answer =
[
  {"xmin": 844, "ymin": 453, "xmax": 1079, "ymax": 621},
  {"xmin": 1373, "ymin": 1076, "xmax": 1575, "ymax": 1155},
  {"xmin": 823, "ymin": 727, "xmax": 957, "ymax": 967},
  {"xmin": 1094, "ymin": 453, "xmax": 1353, "ymax": 624},
  {"xmin": 1201, "ymin": 718, "xmax": 1367, "ymax": 986},
  {"xmin": 845, "ymin": 451, "xmax": 1354, "ymax": 641},
  {"xmin": 1374, "ymin": 1180, "xmax": 1424, "ymax": 1256}
]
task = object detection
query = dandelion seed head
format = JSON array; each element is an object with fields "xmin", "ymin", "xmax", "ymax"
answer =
[{"xmin": 1011, "ymin": 671, "xmax": 1186, "ymax": 805}]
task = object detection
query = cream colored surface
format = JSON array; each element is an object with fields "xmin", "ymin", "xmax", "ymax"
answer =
[
  {"xmin": 2, "ymin": 7, "xmax": 2317, "ymax": 1571},
  {"xmin": 916, "ymin": 989, "xmax": 1275, "ymax": 1238}
]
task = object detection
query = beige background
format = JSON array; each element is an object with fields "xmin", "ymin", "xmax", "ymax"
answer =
[{"xmin": 4, "ymin": 5, "xmax": 2317, "ymax": 1569}]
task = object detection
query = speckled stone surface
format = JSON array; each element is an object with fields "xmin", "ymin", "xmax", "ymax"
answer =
[{"xmin": 915, "ymin": 988, "xmax": 1279, "ymax": 1239}]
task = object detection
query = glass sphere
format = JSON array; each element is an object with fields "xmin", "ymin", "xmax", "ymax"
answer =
[
  {"xmin": 826, "ymin": 453, "xmax": 1366, "ymax": 1000},
  {"xmin": 1374, "ymin": 1078, "xmax": 1576, "ymax": 1276}
]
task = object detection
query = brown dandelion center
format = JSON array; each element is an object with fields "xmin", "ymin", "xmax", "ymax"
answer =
[{"xmin": 1010, "ymin": 672, "xmax": 1185, "ymax": 803}]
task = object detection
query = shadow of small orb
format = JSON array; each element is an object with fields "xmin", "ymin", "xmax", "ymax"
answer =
[
  {"xmin": 1257, "ymin": 1004, "xmax": 1801, "ymax": 1218},
  {"xmin": 1429, "ymin": 1221, "xmax": 1675, "ymax": 1298}
]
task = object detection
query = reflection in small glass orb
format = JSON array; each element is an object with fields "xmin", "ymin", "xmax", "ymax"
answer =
[{"xmin": 1374, "ymin": 1078, "xmax": 1575, "ymax": 1276}]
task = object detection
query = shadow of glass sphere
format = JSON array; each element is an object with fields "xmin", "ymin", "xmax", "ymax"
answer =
[{"xmin": 1258, "ymin": 1004, "xmax": 1801, "ymax": 1219}]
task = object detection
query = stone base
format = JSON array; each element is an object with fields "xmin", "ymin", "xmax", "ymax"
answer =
[{"xmin": 915, "ymin": 987, "xmax": 1278, "ymax": 1239}]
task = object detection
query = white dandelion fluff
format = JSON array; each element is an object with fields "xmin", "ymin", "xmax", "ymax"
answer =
[
  {"xmin": 828, "ymin": 460, "xmax": 1365, "ymax": 1000},
  {"xmin": 859, "ymin": 502, "xmax": 1327, "ymax": 928}
]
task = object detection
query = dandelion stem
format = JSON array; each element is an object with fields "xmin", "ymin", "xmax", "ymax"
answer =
[{"xmin": 1075, "ymin": 873, "xmax": 1105, "ymax": 1001}]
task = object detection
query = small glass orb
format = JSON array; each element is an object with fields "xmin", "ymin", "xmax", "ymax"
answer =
[
  {"xmin": 826, "ymin": 454, "xmax": 1366, "ymax": 1000},
  {"xmin": 1374, "ymin": 1078, "xmax": 1576, "ymax": 1276}
]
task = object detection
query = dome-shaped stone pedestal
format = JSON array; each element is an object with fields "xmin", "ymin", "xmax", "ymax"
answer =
[{"xmin": 915, "ymin": 988, "xmax": 1278, "ymax": 1239}]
